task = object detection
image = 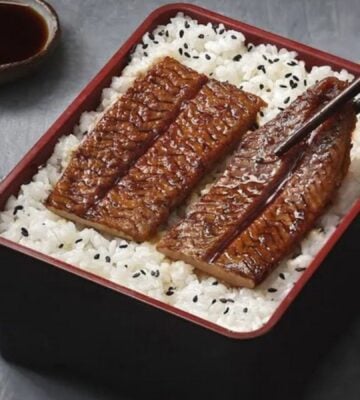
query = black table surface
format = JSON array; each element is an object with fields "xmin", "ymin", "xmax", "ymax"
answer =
[{"xmin": 0, "ymin": 0, "xmax": 359, "ymax": 399}]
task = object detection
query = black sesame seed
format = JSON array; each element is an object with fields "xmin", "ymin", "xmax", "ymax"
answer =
[
  {"xmin": 119, "ymin": 244, "xmax": 128, "ymax": 249},
  {"xmin": 290, "ymin": 80, "xmax": 298, "ymax": 89},
  {"xmin": 212, "ymin": 280, "xmax": 218, "ymax": 286},
  {"xmin": 13, "ymin": 205, "xmax": 24, "ymax": 215},
  {"xmin": 273, "ymin": 58, "xmax": 280, "ymax": 62},
  {"xmin": 142, "ymin": 43, "xmax": 148, "ymax": 49},
  {"xmin": 259, "ymin": 83, "xmax": 264, "ymax": 90},
  {"xmin": 124, "ymin": 264, "xmax": 128, "ymax": 268},
  {"xmin": 151, "ymin": 269, "xmax": 160, "ymax": 277},
  {"xmin": 284, "ymin": 96, "xmax": 290, "ymax": 104},
  {"xmin": 239, "ymin": 85, "xmax": 244, "ymax": 89},
  {"xmin": 184, "ymin": 52, "xmax": 191, "ymax": 58},
  {"xmin": 184, "ymin": 43, "xmax": 188, "ymax": 49},
  {"xmin": 257, "ymin": 65, "xmax": 266, "ymax": 73},
  {"xmin": 231, "ymin": 35, "xmax": 237, "ymax": 39},
  {"xmin": 211, "ymin": 299, "xmax": 217, "ymax": 305},
  {"xmin": 223, "ymin": 307, "xmax": 230, "ymax": 315},
  {"xmin": 287, "ymin": 60, "xmax": 298, "ymax": 66},
  {"xmin": 179, "ymin": 29, "xmax": 184, "ymax": 38},
  {"xmin": 205, "ymin": 53, "xmax": 211, "ymax": 60},
  {"xmin": 304, "ymin": 79, "xmax": 307, "ymax": 86},
  {"xmin": 94, "ymin": 253, "xmax": 100, "ymax": 260},
  {"xmin": 165, "ymin": 30, "xmax": 169, "ymax": 37},
  {"xmin": 133, "ymin": 272, "xmax": 141, "ymax": 278},
  {"xmin": 21, "ymin": 227, "xmax": 29, "ymax": 237},
  {"xmin": 75, "ymin": 238, "xmax": 83, "ymax": 244},
  {"xmin": 292, "ymin": 75, "xmax": 299, "ymax": 82},
  {"xmin": 268, "ymin": 59, "xmax": 273, "ymax": 64},
  {"xmin": 140, "ymin": 269, "xmax": 146, "ymax": 275},
  {"xmin": 279, "ymin": 272, "xmax": 286, "ymax": 280},
  {"xmin": 192, "ymin": 295, "xmax": 198, "ymax": 303},
  {"xmin": 193, "ymin": 55, "xmax": 199, "ymax": 59},
  {"xmin": 185, "ymin": 21, "xmax": 190, "ymax": 29},
  {"xmin": 268, "ymin": 288, "xmax": 278, "ymax": 293},
  {"xmin": 178, "ymin": 48, "xmax": 183, "ymax": 55},
  {"xmin": 58, "ymin": 243, "xmax": 64, "ymax": 249},
  {"xmin": 266, "ymin": 89, "xmax": 271, "ymax": 92},
  {"xmin": 278, "ymin": 107, "xmax": 284, "ymax": 111},
  {"xmin": 279, "ymin": 84, "xmax": 287, "ymax": 88},
  {"xmin": 220, "ymin": 298, "xmax": 227, "ymax": 304},
  {"xmin": 105, "ymin": 256, "xmax": 111, "ymax": 263},
  {"xmin": 219, "ymin": 29, "xmax": 225, "ymax": 34},
  {"xmin": 243, "ymin": 307, "xmax": 248, "ymax": 313},
  {"xmin": 153, "ymin": 40, "xmax": 159, "ymax": 44},
  {"xmin": 143, "ymin": 52, "xmax": 148, "ymax": 57},
  {"xmin": 285, "ymin": 72, "xmax": 292, "ymax": 78},
  {"xmin": 166, "ymin": 287, "xmax": 175, "ymax": 296},
  {"xmin": 262, "ymin": 55, "xmax": 268, "ymax": 61},
  {"xmin": 247, "ymin": 44, "xmax": 254, "ymax": 50},
  {"xmin": 149, "ymin": 33, "xmax": 155, "ymax": 41},
  {"xmin": 158, "ymin": 31, "xmax": 163, "ymax": 36},
  {"xmin": 233, "ymin": 54, "xmax": 242, "ymax": 62},
  {"xmin": 198, "ymin": 34, "xmax": 204, "ymax": 39},
  {"xmin": 295, "ymin": 267, "xmax": 306, "ymax": 272},
  {"xmin": 259, "ymin": 111, "xmax": 264, "ymax": 117}
]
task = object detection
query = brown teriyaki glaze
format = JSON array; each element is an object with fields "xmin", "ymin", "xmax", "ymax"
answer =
[
  {"xmin": 214, "ymin": 105, "xmax": 355, "ymax": 286},
  {"xmin": 46, "ymin": 57, "xmax": 207, "ymax": 218},
  {"xmin": 85, "ymin": 79, "xmax": 265, "ymax": 242},
  {"xmin": 158, "ymin": 77, "xmax": 355, "ymax": 287},
  {"xmin": 158, "ymin": 78, "xmax": 348, "ymax": 267},
  {"xmin": 0, "ymin": 3, "xmax": 48, "ymax": 65}
]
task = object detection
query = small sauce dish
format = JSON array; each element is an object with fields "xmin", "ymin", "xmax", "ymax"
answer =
[{"xmin": 0, "ymin": 0, "xmax": 60, "ymax": 84}]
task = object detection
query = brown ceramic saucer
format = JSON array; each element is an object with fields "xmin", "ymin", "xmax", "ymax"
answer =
[{"xmin": 0, "ymin": 0, "xmax": 60, "ymax": 84}]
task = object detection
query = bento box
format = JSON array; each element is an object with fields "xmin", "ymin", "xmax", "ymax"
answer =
[{"xmin": 0, "ymin": 3, "xmax": 359, "ymax": 395}]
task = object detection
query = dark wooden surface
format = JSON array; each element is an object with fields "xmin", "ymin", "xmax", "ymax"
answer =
[{"xmin": 0, "ymin": 0, "xmax": 359, "ymax": 398}]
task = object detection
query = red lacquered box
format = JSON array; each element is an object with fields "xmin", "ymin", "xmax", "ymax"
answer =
[{"xmin": 0, "ymin": 3, "xmax": 359, "ymax": 395}]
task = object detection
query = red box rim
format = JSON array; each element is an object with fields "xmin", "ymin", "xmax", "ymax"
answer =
[{"xmin": 0, "ymin": 3, "xmax": 359, "ymax": 339}]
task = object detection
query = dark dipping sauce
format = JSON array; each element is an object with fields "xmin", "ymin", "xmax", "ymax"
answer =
[{"xmin": 0, "ymin": 3, "xmax": 48, "ymax": 65}]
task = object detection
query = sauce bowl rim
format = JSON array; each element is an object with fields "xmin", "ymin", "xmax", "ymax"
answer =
[{"xmin": 0, "ymin": 0, "xmax": 60, "ymax": 72}]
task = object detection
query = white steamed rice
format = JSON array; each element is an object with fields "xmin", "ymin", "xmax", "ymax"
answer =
[{"xmin": 1, "ymin": 13, "xmax": 359, "ymax": 333}]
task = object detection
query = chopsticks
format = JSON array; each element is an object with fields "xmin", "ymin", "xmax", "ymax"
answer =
[{"xmin": 274, "ymin": 76, "xmax": 360, "ymax": 157}]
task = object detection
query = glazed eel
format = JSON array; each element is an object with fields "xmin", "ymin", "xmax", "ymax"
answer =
[{"xmin": 158, "ymin": 77, "xmax": 355, "ymax": 287}]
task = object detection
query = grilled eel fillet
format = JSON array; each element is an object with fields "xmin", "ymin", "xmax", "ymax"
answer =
[
  {"xmin": 46, "ymin": 57, "xmax": 207, "ymax": 218},
  {"xmin": 84, "ymin": 80, "xmax": 265, "ymax": 241},
  {"xmin": 158, "ymin": 79, "xmax": 356, "ymax": 287},
  {"xmin": 157, "ymin": 78, "xmax": 348, "ymax": 264}
]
